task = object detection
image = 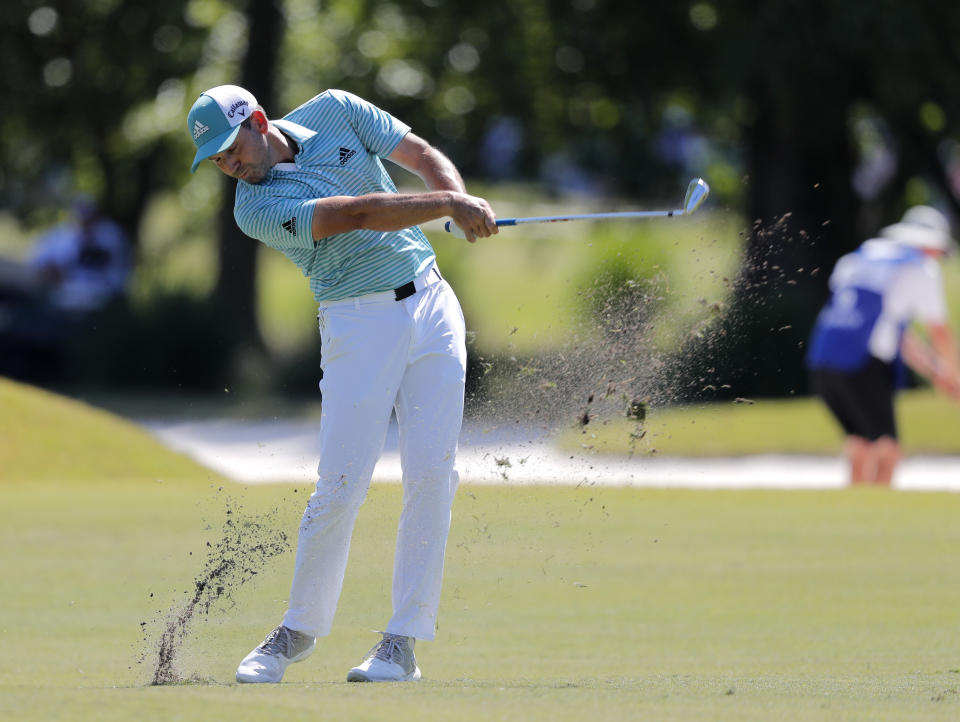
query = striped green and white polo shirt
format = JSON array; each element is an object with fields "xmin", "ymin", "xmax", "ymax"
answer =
[{"xmin": 233, "ymin": 89, "xmax": 436, "ymax": 302}]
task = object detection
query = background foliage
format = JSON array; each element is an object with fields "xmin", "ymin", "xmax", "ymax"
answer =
[{"xmin": 2, "ymin": 0, "xmax": 960, "ymax": 400}]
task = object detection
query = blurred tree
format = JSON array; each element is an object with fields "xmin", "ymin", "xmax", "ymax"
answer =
[
  {"xmin": 212, "ymin": 0, "xmax": 285, "ymax": 354},
  {"xmin": 675, "ymin": 0, "xmax": 960, "ymax": 397},
  {"xmin": 5, "ymin": 0, "xmax": 960, "ymax": 397},
  {"xmin": 0, "ymin": 0, "xmax": 280, "ymax": 388},
  {"xmin": 0, "ymin": 0, "xmax": 207, "ymax": 238}
]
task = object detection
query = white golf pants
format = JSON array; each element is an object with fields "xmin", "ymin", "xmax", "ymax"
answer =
[{"xmin": 282, "ymin": 264, "xmax": 466, "ymax": 641}]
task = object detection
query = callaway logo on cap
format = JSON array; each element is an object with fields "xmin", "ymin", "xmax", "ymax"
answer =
[{"xmin": 187, "ymin": 85, "xmax": 259, "ymax": 173}]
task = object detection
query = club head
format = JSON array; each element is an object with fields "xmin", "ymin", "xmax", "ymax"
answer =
[{"xmin": 682, "ymin": 177, "xmax": 710, "ymax": 214}]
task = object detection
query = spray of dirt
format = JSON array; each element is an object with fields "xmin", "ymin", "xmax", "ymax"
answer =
[
  {"xmin": 464, "ymin": 216, "xmax": 817, "ymax": 452},
  {"xmin": 140, "ymin": 490, "xmax": 292, "ymax": 685},
  {"xmin": 467, "ymin": 269, "xmax": 699, "ymax": 434}
]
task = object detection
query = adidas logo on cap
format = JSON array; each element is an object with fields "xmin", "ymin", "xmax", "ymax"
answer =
[{"xmin": 193, "ymin": 119, "xmax": 209, "ymax": 140}]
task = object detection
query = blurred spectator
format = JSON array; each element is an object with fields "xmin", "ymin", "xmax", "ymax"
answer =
[
  {"xmin": 28, "ymin": 195, "xmax": 131, "ymax": 313},
  {"xmin": 655, "ymin": 104, "xmax": 709, "ymax": 173},
  {"xmin": 806, "ymin": 206, "xmax": 960, "ymax": 486},
  {"xmin": 539, "ymin": 151, "xmax": 608, "ymax": 197},
  {"xmin": 479, "ymin": 116, "xmax": 523, "ymax": 180},
  {"xmin": 0, "ymin": 196, "xmax": 131, "ymax": 381}
]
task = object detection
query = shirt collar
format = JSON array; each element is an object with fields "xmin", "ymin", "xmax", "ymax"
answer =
[{"xmin": 272, "ymin": 119, "xmax": 316, "ymax": 153}]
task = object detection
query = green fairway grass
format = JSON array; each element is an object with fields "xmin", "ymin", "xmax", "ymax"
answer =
[
  {"xmin": 3, "ymin": 381, "xmax": 960, "ymax": 721},
  {"xmin": 0, "ymin": 376, "xmax": 228, "ymax": 484},
  {"xmin": 3, "ymin": 480, "xmax": 960, "ymax": 721}
]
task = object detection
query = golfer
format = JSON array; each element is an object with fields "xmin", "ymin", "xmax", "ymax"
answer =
[
  {"xmin": 806, "ymin": 205, "xmax": 960, "ymax": 486},
  {"xmin": 186, "ymin": 85, "xmax": 498, "ymax": 683}
]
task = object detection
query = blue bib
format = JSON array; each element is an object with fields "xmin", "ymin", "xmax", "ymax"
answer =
[{"xmin": 806, "ymin": 244, "xmax": 922, "ymax": 373}]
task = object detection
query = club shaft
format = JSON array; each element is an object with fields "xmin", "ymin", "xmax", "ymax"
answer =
[
  {"xmin": 442, "ymin": 177, "xmax": 707, "ymax": 237},
  {"xmin": 445, "ymin": 210, "xmax": 685, "ymax": 235},
  {"xmin": 497, "ymin": 209, "xmax": 684, "ymax": 225}
]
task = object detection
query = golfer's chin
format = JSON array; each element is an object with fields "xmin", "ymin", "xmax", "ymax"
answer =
[{"xmin": 238, "ymin": 167, "xmax": 267, "ymax": 184}]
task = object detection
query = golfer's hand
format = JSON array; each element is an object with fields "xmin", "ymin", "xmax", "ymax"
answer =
[{"xmin": 449, "ymin": 193, "xmax": 498, "ymax": 243}]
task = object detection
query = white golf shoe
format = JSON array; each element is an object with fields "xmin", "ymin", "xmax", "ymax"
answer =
[
  {"xmin": 347, "ymin": 632, "xmax": 421, "ymax": 682},
  {"xmin": 236, "ymin": 624, "xmax": 316, "ymax": 683}
]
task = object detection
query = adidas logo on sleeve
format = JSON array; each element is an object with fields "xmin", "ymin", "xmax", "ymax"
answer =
[
  {"xmin": 339, "ymin": 147, "xmax": 357, "ymax": 165},
  {"xmin": 282, "ymin": 217, "xmax": 297, "ymax": 236}
]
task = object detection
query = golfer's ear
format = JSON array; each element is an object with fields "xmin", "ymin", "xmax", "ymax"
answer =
[{"xmin": 250, "ymin": 109, "xmax": 269, "ymax": 133}]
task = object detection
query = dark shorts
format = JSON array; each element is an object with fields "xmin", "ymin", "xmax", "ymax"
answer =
[{"xmin": 810, "ymin": 357, "xmax": 897, "ymax": 441}]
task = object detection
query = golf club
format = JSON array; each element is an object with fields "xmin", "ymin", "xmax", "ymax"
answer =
[{"xmin": 444, "ymin": 177, "xmax": 710, "ymax": 238}]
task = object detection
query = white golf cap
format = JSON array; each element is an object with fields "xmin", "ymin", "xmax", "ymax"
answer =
[
  {"xmin": 879, "ymin": 205, "xmax": 955, "ymax": 253},
  {"xmin": 187, "ymin": 85, "xmax": 258, "ymax": 172}
]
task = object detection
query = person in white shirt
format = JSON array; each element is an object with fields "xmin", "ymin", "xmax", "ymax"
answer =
[{"xmin": 807, "ymin": 206, "xmax": 960, "ymax": 485}]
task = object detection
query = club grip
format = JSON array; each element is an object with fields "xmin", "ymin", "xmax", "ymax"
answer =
[{"xmin": 444, "ymin": 219, "xmax": 466, "ymax": 239}]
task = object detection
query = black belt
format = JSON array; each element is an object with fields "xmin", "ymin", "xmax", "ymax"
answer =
[
  {"xmin": 393, "ymin": 266, "xmax": 442, "ymax": 301},
  {"xmin": 394, "ymin": 282, "xmax": 417, "ymax": 301}
]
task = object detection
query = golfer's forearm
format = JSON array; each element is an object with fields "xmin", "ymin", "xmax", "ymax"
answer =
[
  {"xmin": 387, "ymin": 133, "xmax": 466, "ymax": 193},
  {"xmin": 311, "ymin": 192, "xmax": 455, "ymax": 239},
  {"xmin": 412, "ymin": 148, "xmax": 466, "ymax": 193}
]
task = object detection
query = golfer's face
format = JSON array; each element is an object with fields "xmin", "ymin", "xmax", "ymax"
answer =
[{"xmin": 209, "ymin": 126, "xmax": 271, "ymax": 184}]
